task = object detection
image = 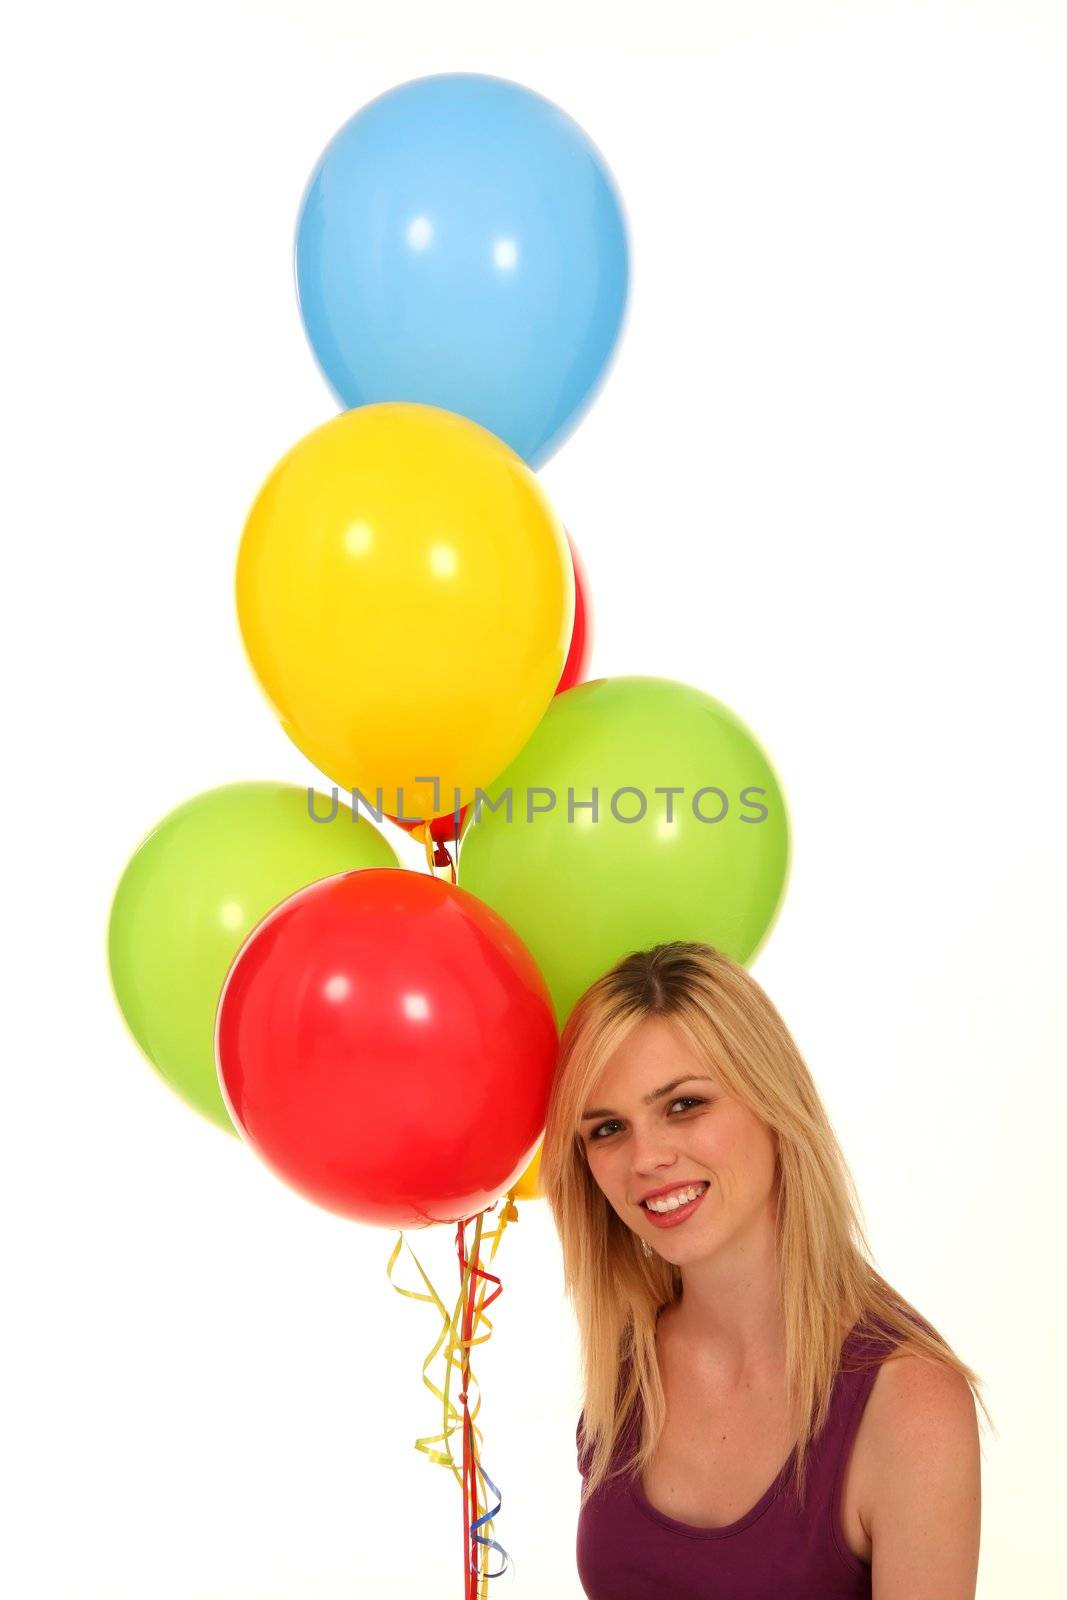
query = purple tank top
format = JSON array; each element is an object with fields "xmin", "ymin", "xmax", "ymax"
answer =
[{"xmin": 576, "ymin": 1323, "xmax": 895, "ymax": 1600}]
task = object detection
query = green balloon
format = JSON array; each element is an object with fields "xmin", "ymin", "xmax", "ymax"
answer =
[
  {"xmin": 107, "ymin": 781, "xmax": 401, "ymax": 1132},
  {"xmin": 458, "ymin": 677, "xmax": 790, "ymax": 1025}
]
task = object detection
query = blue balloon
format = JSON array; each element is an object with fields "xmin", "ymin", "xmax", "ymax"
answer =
[{"xmin": 295, "ymin": 74, "xmax": 630, "ymax": 468}]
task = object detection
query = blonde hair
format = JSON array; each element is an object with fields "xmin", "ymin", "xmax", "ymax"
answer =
[{"xmin": 538, "ymin": 941, "xmax": 987, "ymax": 1507}]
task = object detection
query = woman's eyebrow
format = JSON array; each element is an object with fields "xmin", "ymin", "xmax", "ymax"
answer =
[{"xmin": 580, "ymin": 1075, "xmax": 710, "ymax": 1121}]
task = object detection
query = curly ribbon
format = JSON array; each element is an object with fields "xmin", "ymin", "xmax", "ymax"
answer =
[
  {"xmin": 387, "ymin": 1193, "xmax": 520, "ymax": 1597},
  {"xmin": 455, "ymin": 1209, "xmax": 512, "ymax": 1589}
]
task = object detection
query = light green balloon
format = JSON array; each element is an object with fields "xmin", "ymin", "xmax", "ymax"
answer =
[
  {"xmin": 458, "ymin": 677, "xmax": 790, "ymax": 1026},
  {"xmin": 107, "ymin": 781, "xmax": 401, "ymax": 1132}
]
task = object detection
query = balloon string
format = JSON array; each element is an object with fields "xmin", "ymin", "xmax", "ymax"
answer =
[
  {"xmin": 386, "ymin": 1192, "xmax": 520, "ymax": 1596},
  {"xmin": 457, "ymin": 1204, "xmax": 516, "ymax": 1594}
]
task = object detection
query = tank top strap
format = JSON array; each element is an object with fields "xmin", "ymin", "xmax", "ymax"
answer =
[{"xmin": 796, "ymin": 1321, "xmax": 899, "ymax": 1515}]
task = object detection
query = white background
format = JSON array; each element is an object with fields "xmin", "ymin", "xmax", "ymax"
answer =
[{"xmin": 5, "ymin": 1, "xmax": 1066, "ymax": 1594}]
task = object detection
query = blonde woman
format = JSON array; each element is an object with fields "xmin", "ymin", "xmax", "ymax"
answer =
[{"xmin": 539, "ymin": 942, "xmax": 984, "ymax": 1600}]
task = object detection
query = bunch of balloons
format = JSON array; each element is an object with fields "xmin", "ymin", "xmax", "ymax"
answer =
[{"xmin": 106, "ymin": 73, "xmax": 790, "ymax": 1597}]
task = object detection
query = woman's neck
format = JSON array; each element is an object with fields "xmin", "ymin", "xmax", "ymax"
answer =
[{"xmin": 665, "ymin": 1203, "xmax": 785, "ymax": 1380}]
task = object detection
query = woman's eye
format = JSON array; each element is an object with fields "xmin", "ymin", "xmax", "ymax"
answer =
[{"xmin": 589, "ymin": 1098, "xmax": 705, "ymax": 1141}]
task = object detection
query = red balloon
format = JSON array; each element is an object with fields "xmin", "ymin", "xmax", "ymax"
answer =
[
  {"xmin": 389, "ymin": 531, "xmax": 593, "ymax": 843},
  {"xmin": 556, "ymin": 533, "xmax": 592, "ymax": 693},
  {"xmin": 215, "ymin": 869, "xmax": 558, "ymax": 1228}
]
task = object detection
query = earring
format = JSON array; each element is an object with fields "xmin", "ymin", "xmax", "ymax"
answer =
[{"xmin": 640, "ymin": 1237, "xmax": 653, "ymax": 1258}]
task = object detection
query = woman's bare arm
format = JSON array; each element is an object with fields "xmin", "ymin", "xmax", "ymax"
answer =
[{"xmin": 864, "ymin": 1353, "xmax": 981, "ymax": 1600}]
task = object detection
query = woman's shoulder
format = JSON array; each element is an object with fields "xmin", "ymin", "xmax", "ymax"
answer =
[
  {"xmin": 837, "ymin": 1311, "xmax": 979, "ymax": 1466},
  {"xmin": 861, "ymin": 1348, "xmax": 979, "ymax": 1456},
  {"xmin": 844, "ymin": 1316, "xmax": 980, "ymax": 1545},
  {"xmin": 846, "ymin": 1346, "xmax": 981, "ymax": 1590}
]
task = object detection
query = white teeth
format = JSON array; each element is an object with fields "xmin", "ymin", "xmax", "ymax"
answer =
[{"xmin": 644, "ymin": 1183, "xmax": 707, "ymax": 1214}]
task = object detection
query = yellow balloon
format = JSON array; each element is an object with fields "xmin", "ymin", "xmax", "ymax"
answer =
[
  {"xmin": 237, "ymin": 403, "xmax": 574, "ymax": 820},
  {"xmin": 512, "ymin": 1143, "xmax": 544, "ymax": 1201}
]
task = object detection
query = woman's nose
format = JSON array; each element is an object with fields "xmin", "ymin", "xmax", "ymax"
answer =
[{"xmin": 629, "ymin": 1124, "xmax": 679, "ymax": 1172}]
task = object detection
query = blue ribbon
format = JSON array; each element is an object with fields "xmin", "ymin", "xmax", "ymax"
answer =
[{"xmin": 470, "ymin": 1459, "xmax": 512, "ymax": 1579}]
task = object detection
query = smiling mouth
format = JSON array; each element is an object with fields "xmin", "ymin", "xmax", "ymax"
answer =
[{"xmin": 641, "ymin": 1180, "xmax": 709, "ymax": 1215}]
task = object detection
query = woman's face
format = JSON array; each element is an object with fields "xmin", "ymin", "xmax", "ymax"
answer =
[{"xmin": 579, "ymin": 1016, "xmax": 778, "ymax": 1265}]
